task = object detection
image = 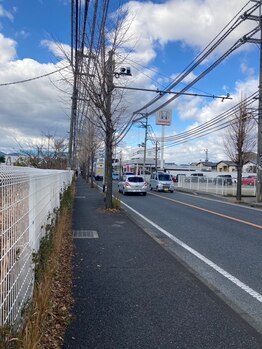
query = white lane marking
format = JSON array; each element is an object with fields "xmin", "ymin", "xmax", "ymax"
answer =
[{"xmin": 121, "ymin": 200, "xmax": 262, "ymax": 303}]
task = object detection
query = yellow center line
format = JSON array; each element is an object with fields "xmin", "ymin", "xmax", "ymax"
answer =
[{"xmin": 151, "ymin": 193, "xmax": 262, "ymax": 230}]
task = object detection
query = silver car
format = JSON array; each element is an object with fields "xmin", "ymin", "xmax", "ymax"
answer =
[
  {"xmin": 149, "ymin": 172, "xmax": 174, "ymax": 193},
  {"xmin": 118, "ymin": 175, "xmax": 148, "ymax": 195}
]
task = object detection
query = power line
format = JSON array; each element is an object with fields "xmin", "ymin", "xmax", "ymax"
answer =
[
  {"xmin": 115, "ymin": 53, "xmax": 214, "ymax": 96},
  {"xmin": 111, "ymin": 1, "xmax": 258, "ymax": 143},
  {"xmin": 159, "ymin": 92, "xmax": 258, "ymax": 142},
  {"xmin": 132, "ymin": 1, "xmax": 259, "ymax": 119},
  {"xmin": 0, "ymin": 65, "xmax": 71, "ymax": 87},
  {"xmin": 114, "ymin": 85, "xmax": 231, "ymax": 101},
  {"xmin": 152, "ymin": 93, "xmax": 259, "ymax": 147},
  {"xmin": 100, "ymin": 1, "xmax": 260, "ymax": 150}
]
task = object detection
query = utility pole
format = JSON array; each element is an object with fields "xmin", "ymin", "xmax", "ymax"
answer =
[
  {"xmin": 160, "ymin": 125, "xmax": 165, "ymax": 170},
  {"xmin": 143, "ymin": 116, "xmax": 148, "ymax": 175},
  {"xmin": 204, "ymin": 148, "xmax": 209, "ymax": 162},
  {"xmin": 138, "ymin": 114, "xmax": 149, "ymax": 175},
  {"xmin": 119, "ymin": 150, "xmax": 122, "ymax": 178},
  {"xmin": 235, "ymin": 0, "xmax": 262, "ymax": 201},
  {"xmin": 69, "ymin": 0, "xmax": 79, "ymax": 170},
  {"xmin": 69, "ymin": 74, "xmax": 79, "ymax": 169},
  {"xmin": 155, "ymin": 141, "xmax": 159, "ymax": 171},
  {"xmin": 257, "ymin": 1, "xmax": 262, "ymax": 202}
]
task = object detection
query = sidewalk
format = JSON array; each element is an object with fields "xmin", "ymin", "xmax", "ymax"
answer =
[{"xmin": 62, "ymin": 177, "xmax": 262, "ymax": 349}]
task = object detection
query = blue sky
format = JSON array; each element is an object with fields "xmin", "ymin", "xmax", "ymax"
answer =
[
  {"xmin": 0, "ymin": 0, "xmax": 260, "ymax": 164},
  {"xmin": 1, "ymin": 1, "xmax": 71, "ymax": 63}
]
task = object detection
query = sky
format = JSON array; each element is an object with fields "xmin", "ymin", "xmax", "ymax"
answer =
[{"xmin": 0, "ymin": 0, "xmax": 260, "ymax": 164}]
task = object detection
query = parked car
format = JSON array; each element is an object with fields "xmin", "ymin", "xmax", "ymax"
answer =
[
  {"xmin": 185, "ymin": 173, "xmax": 206, "ymax": 183},
  {"xmin": 172, "ymin": 174, "xmax": 186, "ymax": 183},
  {"xmin": 171, "ymin": 174, "xmax": 177, "ymax": 183},
  {"xmin": 214, "ymin": 174, "xmax": 233, "ymax": 185},
  {"xmin": 112, "ymin": 172, "xmax": 120, "ymax": 180},
  {"xmin": 118, "ymin": 175, "xmax": 148, "ymax": 195},
  {"xmin": 190, "ymin": 173, "xmax": 207, "ymax": 182},
  {"xmin": 149, "ymin": 172, "xmax": 174, "ymax": 193},
  {"xmin": 241, "ymin": 175, "xmax": 257, "ymax": 186}
]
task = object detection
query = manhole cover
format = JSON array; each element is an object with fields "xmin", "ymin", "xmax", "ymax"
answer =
[{"xmin": 73, "ymin": 230, "xmax": 99, "ymax": 238}]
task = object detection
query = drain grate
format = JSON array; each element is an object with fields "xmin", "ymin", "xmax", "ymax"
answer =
[
  {"xmin": 73, "ymin": 230, "xmax": 99, "ymax": 239},
  {"xmin": 75, "ymin": 196, "xmax": 86, "ymax": 199}
]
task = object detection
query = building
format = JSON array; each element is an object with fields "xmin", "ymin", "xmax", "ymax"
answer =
[
  {"xmin": 216, "ymin": 161, "xmax": 237, "ymax": 172},
  {"xmin": 195, "ymin": 161, "xmax": 217, "ymax": 171},
  {"xmin": 243, "ymin": 160, "xmax": 257, "ymax": 173}
]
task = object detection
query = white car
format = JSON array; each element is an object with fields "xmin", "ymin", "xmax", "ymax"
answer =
[{"xmin": 118, "ymin": 175, "xmax": 148, "ymax": 195}]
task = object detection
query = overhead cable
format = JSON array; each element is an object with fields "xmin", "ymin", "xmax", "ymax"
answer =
[
  {"xmin": 152, "ymin": 92, "xmax": 258, "ymax": 147},
  {"xmin": 132, "ymin": 1, "xmax": 259, "ymax": 118},
  {"xmin": 0, "ymin": 65, "xmax": 71, "ymax": 87},
  {"xmin": 161, "ymin": 92, "xmax": 258, "ymax": 142}
]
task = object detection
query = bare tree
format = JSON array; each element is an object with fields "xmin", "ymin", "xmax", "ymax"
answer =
[
  {"xmin": 74, "ymin": 5, "xmax": 134, "ymax": 208},
  {"xmin": 78, "ymin": 110, "xmax": 103, "ymax": 188},
  {"xmin": 15, "ymin": 133, "xmax": 68, "ymax": 169},
  {"xmin": 224, "ymin": 99, "xmax": 257, "ymax": 201}
]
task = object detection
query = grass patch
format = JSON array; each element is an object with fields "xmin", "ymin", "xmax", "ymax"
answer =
[
  {"xmin": 0, "ymin": 326, "xmax": 21, "ymax": 349},
  {"xmin": 112, "ymin": 194, "xmax": 121, "ymax": 210}
]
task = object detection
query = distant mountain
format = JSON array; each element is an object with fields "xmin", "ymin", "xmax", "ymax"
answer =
[{"xmin": 6, "ymin": 152, "xmax": 21, "ymax": 156}]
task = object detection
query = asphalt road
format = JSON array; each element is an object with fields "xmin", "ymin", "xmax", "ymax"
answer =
[
  {"xmin": 63, "ymin": 179, "xmax": 262, "ymax": 348},
  {"xmin": 112, "ymin": 183, "xmax": 262, "ymax": 334}
]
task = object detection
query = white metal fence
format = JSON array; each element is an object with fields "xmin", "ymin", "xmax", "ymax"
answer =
[
  {"xmin": 177, "ymin": 175, "xmax": 256, "ymax": 197},
  {"xmin": 0, "ymin": 165, "xmax": 73, "ymax": 326}
]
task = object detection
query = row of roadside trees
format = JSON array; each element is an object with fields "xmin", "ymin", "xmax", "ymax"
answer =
[{"xmin": 69, "ymin": 3, "xmax": 134, "ymax": 208}]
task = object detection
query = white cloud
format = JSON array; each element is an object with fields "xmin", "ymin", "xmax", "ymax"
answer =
[
  {"xmin": 162, "ymin": 75, "xmax": 259, "ymax": 164},
  {"xmin": 15, "ymin": 30, "xmax": 30, "ymax": 39},
  {"xmin": 41, "ymin": 40, "xmax": 71, "ymax": 60},
  {"xmin": 121, "ymin": 0, "xmax": 256, "ymax": 59},
  {"xmin": 0, "ymin": 4, "xmax": 14, "ymax": 21},
  {"xmin": 0, "ymin": 33, "xmax": 16, "ymax": 63},
  {"xmin": 0, "ymin": 35, "xmax": 73, "ymax": 152},
  {"xmin": 0, "ymin": 0, "xmax": 259, "ymax": 163}
]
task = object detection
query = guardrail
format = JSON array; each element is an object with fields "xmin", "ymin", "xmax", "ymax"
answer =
[
  {"xmin": 177, "ymin": 176, "xmax": 256, "ymax": 197},
  {"xmin": 0, "ymin": 165, "xmax": 73, "ymax": 326}
]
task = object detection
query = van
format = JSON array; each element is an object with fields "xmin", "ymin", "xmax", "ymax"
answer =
[{"xmin": 150, "ymin": 172, "xmax": 174, "ymax": 193}]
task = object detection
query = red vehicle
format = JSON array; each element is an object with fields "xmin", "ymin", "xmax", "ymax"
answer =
[
  {"xmin": 241, "ymin": 176, "xmax": 257, "ymax": 186},
  {"xmin": 171, "ymin": 175, "xmax": 177, "ymax": 183}
]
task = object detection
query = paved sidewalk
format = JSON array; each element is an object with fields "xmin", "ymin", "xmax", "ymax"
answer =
[{"xmin": 62, "ymin": 177, "xmax": 262, "ymax": 349}]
